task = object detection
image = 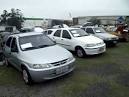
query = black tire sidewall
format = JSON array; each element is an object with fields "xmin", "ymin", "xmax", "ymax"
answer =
[
  {"xmin": 76, "ymin": 47, "xmax": 86, "ymax": 58},
  {"xmin": 22, "ymin": 67, "xmax": 32, "ymax": 85}
]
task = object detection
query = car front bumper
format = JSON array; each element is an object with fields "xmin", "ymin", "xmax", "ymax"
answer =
[
  {"xmin": 84, "ymin": 44, "xmax": 106, "ymax": 55},
  {"xmin": 104, "ymin": 39, "xmax": 118, "ymax": 45},
  {"xmin": 28, "ymin": 59, "xmax": 75, "ymax": 82}
]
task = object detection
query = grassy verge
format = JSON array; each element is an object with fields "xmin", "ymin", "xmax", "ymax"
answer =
[{"xmin": 0, "ymin": 42, "xmax": 129, "ymax": 97}]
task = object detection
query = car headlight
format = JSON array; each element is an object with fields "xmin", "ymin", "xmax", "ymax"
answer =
[
  {"xmin": 67, "ymin": 56, "xmax": 74, "ymax": 62},
  {"xmin": 32, "ymin": 64, "xmax": 52, "ymax": 69},
  {"xmin": 105, "ymin": 38, "xmax": 112, "ymax": 40},
  {"xmin": 86, "ymin": 44, "xmax": 96, "ymax": 47}
]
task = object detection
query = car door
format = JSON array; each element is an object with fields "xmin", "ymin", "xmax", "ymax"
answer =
[
  {"xmin": 4, "ymin": 37, "xmax": 13, "ymax": 61},
  {"xmin": 52, "ymin": 30, "xmax": 62, "ymax": 44},
  {"xmin": 61, "ymin": 30, "xmax": 73, "ymax": 50},
  {"xmin": 10, "ymin": 37, "xmax": 20, "ymax": 70}
]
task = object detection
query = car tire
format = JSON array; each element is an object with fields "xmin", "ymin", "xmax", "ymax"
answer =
[
  {"xmin": 22, "ymin": 67, "xmax": 33, "ymax": 85},
  {"xmin": 76, "ymin": 47, "xmax": 86, "ymax": 58},
  {"xmin": 4, "ymin": 57, "xmax": 10, "ymax": 66}
]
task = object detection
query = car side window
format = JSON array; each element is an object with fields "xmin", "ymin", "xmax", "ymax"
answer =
[
  {"xmin": 54, "ymin": 30, "xmax": 61, "ymax": 37},
  {"xmin": 62, "ymin": 30, "xmax": 71, "ymax": 39},
  {"xmin": 6, "ymin": 37, "xmax": 12, "ymax": 47},
  {"xmin": 48, "ymin": 30, "xmax": 53, "ymax": 35},
  {"xmin": 11, "ymin": 38, "xmax": 18, "ymax": 52},
  {"xmin": 86, "ymin": 28, "xmax": 94, "ymax": 34}
]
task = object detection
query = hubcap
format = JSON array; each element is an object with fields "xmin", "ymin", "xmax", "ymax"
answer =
[
  {"xmin": 23, "ymin": 70, "xmax": 29, "ymax": 83},
  {"xmin": 77, "ymin": 49, "xmax": 83, "ymax": 57}
]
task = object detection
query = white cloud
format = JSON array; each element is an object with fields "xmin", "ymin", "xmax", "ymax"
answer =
[{"xmin": 0, "ymin": 0, "xmax": 129, "ymax": 19}]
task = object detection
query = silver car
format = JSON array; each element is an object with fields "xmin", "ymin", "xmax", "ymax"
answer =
[
  {"xmin": 3, "ymin": 32, "xmax": 75, "ymax": 84},
  {"xmin": 81, "ymin": 26, "xmax": 119, "ymax": 46}
]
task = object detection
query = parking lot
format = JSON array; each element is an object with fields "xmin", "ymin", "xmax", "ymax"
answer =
[{"xmin": 0, "ymin": 42, "xmax": 129, "ymax": 97}]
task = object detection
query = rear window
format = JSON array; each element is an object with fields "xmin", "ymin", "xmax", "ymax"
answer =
[{"xmin": 54, "ymin": 30, "xmax": 61, "ymax": 37}]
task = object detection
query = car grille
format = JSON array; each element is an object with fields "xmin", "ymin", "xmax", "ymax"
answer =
[
  {"xmin": 51, "ymin": 59, "xmax": 68, "ymax": 66},
  {"xmin": 111, "ymin": 38, "xmax": 117, "ymax": 40}
]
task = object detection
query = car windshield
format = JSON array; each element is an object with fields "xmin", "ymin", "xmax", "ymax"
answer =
[
  {"xmin": 19, "ymin": 34, "xmax": 55, "ymax": 51},
  {"xmin": 94, "ymin": 28, "xmax": 107, "ymax": 33},
  {"xmin": 70, "ymin": 29, "xmax": 88, "ymax": 37}
]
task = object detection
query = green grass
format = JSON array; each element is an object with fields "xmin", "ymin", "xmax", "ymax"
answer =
[{"xmin": 0, "ymin": 42, "xmax": 129, "ymax": 97}]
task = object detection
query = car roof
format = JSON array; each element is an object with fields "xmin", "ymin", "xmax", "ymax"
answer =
[
  {"xmin": 48, "ymin": 27, "xmax": 80, "ymax": 31},
  {"xmin": 10, "ymin": 32, "xmax": 43, "ymax": 37},
  {"xmin": 83, "ymin": 26, "xmax": 101, "ymax": 29}
]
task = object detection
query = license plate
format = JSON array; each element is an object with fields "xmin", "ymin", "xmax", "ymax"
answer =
[{"xmin": 56, "ymin": 66, "xmax": 68, "ymax": 74}]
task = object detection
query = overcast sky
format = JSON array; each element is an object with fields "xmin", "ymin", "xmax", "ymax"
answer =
[{"xmin": 0, "ymin": 0, "xmax": 129, "ymax": 19}]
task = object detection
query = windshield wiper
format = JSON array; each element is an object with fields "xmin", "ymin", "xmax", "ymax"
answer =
[
  {"xmin": 24, "ymin": 47, "xmax": 38, "ymax": 50},
  {"xmin": 77, "ymin": 35, "xmax": 88, "ymax": 37},
  {"xmin": 38, "ymin": 45, "xmax": 51, "ymax": 48}
]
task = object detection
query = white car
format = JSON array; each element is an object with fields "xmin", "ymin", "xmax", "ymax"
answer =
[
  {"xmin": 81, "ymin": 26, "xmax": 119, "ymax": 45},
  {"xmin": 47, "ymin": 28, "xmax": 106, "ymax": 58}
]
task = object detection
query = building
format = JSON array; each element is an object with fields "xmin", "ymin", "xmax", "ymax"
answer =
[
  {"xmin": 73, "ymin": 16, "xmax": 126, "ymax": 25},
  {"xmin": 23, "ymin": 18, "xmax": 44, "ymax": 28},
  {"xmin": 23, "ymin": 18, "xmax": 72, "ymax": 29}
]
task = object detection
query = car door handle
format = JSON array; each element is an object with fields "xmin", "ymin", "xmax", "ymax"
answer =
[{"xmin": 61, "ymin": 39, "xmax": 63, "ymax": 40}]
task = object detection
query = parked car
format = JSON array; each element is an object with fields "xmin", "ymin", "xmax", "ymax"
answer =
[
  {"xmin": 19, "ymin": 27, "xmax": 33, "ymax": 33},
  {"xmin": 81, "ymin": 26, "xmax": 119, "ymax": 46},
  {"xmin": 47, "ymin": 28, "xmax": 106, "ymax": 58},
  {"xmin": 3, "ymin": 32, "xmax": 75, "ymax": 84},
  {"xmin": 82, "ymin": 22, "xmax": 94, "ymax": 27}
]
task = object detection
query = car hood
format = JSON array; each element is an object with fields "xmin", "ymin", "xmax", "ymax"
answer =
[
  {"xmin": 75, "ymin": 35, "xmax": 103, "ymax": 44},
  {"xmin": 20, "ymin": 45, "xmax": 72, "ymax": 64},
  {"xmin": 95, "ymin": 33, "xmax": 118, "ymax": 39}
]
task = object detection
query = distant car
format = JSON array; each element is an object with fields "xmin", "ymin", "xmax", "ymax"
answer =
[
  {"xmin": 82, "ymin": 22, "xmax": 94, "ymax": 27},
  {"xmin": 3, "ymin": 32, "xmax": 75, "ymax": 84},
  {"xmin": 19, "ymin": 28, "xmax": 33, "ymax": 33},
  {"xmin": 82, "ymin": 26, "xmax": 119, "ymax": 46},
  {"xmin": 47, "ymin": 28, "xmax": 106, "ymax": 58}
]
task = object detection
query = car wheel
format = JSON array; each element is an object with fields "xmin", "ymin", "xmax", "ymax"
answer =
[
  {"xmin": 76, "ymin": 47, "xmax": 86, "ymax": 58},
  {"xmin": 22, "ymin": 67, "xmax": 32, "ymax": 85}
]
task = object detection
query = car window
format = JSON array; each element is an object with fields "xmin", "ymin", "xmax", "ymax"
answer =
[
  {"xmin": 19, "ymin": 34, "xmax": 55, "ymax": 51},
  {"xmin": 6, "ymin": 37, "xmax": 12, "ymax": 47},
  {"xmin": 94, "ymin": 28, "xmax": 106, "ymax": 33},
  {"xmin": 48, "ymin": 30, "xmax": 53, "ymax": 35},
  {"xmin": 70, "ymin": 29, "xmax": 88, "ymax": 37},
  {"xmin": 53, "ymin": 30, "xmax": 61, "ymax": 37},
  {"xmin": 86, "ymin": 28, "xmax": 94, "ymax": 34},
  {"xmin": 11, "ymin": 38, "xmax": 18, "ymax": 51},
  {"xmin": 62, "ymin": 30, "xmax": 71, "ymax": 39}
]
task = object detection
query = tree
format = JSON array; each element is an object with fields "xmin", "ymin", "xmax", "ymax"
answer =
[
  {"xmin": 0, "ymin": 10, "xmax": 8, "ymax": 25},
  {"xmin": 0, "ymin": 8, "xmax": 24, "ymax": 30}
]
